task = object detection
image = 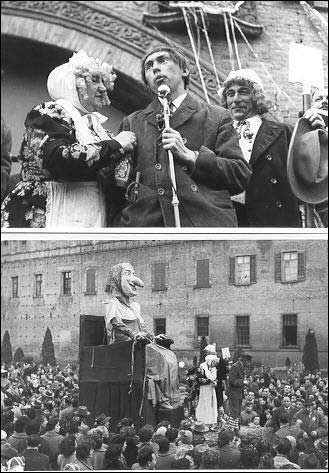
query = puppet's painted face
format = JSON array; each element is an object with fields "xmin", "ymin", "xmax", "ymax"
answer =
[{"xmin": 120, "ymin": 263, "xmax": 144, "ymax": 298}]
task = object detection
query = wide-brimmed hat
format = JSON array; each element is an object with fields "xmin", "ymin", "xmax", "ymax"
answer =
[
  {"xmin": 204, "ymin": 344, "xmax": 217, "ymax": 355},
  {"xmin": 74, "ymin": 406, "xmax": 91, "ymax": 417},
  {"xmin": 287, "ymin": 118, "xmax": 328, "ymax": 204},
  {"xmin": 191, "ymin": 421, "xmax": 209, "ymax": 433}
]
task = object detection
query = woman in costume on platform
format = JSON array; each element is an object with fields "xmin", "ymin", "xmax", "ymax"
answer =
[
  {"xmin": 195, "ymin": 354, "xmax": 218, "ymax": 431},
  {"xmin": 1, "ymin": 50, "xmax": 135, "ymax": 228}
]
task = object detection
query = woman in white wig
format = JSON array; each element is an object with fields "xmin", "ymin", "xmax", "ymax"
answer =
[
  {"xmin": 1, "ymin": 50, "xmax": 136, "ymax": 228},
  {"xmin": 195, "ymin": 354, "xmax": 218, "ymax": 430}
]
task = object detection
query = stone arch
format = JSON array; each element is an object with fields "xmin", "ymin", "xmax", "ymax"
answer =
[{"xmin": 1, "ymin": 0, "xmax": 222, "ymax": 109}]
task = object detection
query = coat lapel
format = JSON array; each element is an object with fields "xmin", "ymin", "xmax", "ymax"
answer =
[
  {"xmin": 250, "ymin": 119, "xmax": 283, "ymax": 167},
  {"xmin": 145, "ymin": 93, "xmax": 198, "ymax": 130}
]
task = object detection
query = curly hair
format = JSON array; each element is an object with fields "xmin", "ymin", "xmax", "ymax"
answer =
[{"xmin": 219, "ymin": 78, "xmax": 272, "ymax": 116}]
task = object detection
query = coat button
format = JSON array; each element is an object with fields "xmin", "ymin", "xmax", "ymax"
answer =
[
  {"xmin": 266, "ymin": 154, "xmax": 272, "ymax": 161},
  {"xmin": 182, "ymin": 166, "xmax": 188, "ymax": 172},
  {"xmin": 191, "ymin": 184, "xmax": 198, "ymax": 192},
  {"xmin": 157, "ymin": 188, "xmax": 165, "ymax": 196},
  {"xmin": 276, "ymin": 201, "xmax": 283, "ymax": 208},
  {"xmin": 155, "ymin": 163, "xmax": 162, "ymax": 171},
  {"xmin": 270, "ymin": 178, "xmax": 277, "ymax": 184}
]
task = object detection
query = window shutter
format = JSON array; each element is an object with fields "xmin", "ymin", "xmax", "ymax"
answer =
[
  {"xmin": 86, "ymin": 268, "xmax": 96, "ymax": 294},
  {"xmin": 153, "ymin": 262, "xmax": 166, "ymax": 291},
  {"xmin": 298, "ymin": 251, "xmax": 306, "ymax": 281},
  {"xmin": 250, "ymin": 255, "xmax": 256, "ymax": 283},
  {"xmin": 274, "ymin": 253, "xmax": 282, "ymax": 282},
  {"xmin": 229, "ymin": 257, "xmax": 236, "ymax": 284},
  {"xmin": 196, "ymin": 259, "xmax": 210, "ymax": 287}
]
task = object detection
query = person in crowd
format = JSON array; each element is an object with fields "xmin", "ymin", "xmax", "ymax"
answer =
[
  {"xmin": 110, "ymin": 45, "xmax": 251, "ymax": 227},
  {"xmin": 269, "ymin": 396, "xmax": 296, "ymax": 432},
  {"xmin": 7, "ymin": 416, "xmax": 28, "ymax": 454},
  {"xmin": 57, "ymin": 435, "xmax": 77, "ymax": 470},
  {"xmin": 199, "ymin": 447, "xmax": 221, "ymax": 469},
  {"xmin": 239, "ymin": 444, "xmax": 260, "ymax": 469},
  {"xmin": 292, "ymin": 397, "xmax": 328, "ymax": 439},
  {"xmin": 21, "ymin": 434, "xmax": 50, "ymax": 471},
  {"xmin": 69, "ymin": 439, "xmax": 93, "ymax": 470},
  {"xmin": 154, "ymin": 436, "xmax": 176, "ymax": 470},
  {"xmin": 219, "ymin": 68, "xmax": 326, "ymax": 227},
  {"xmin": 165, "ymin": 427, "xmax": 178, "ymax": 455},
  {"xmin": 273, "ymin": 437, "xmax": 301, "ymax": 469},
  {"xmin": 217, "ymin": 428, "xmax": 241, "ymax": 469},
  {"xmin": 40, "ymin": 416, "xmax": 64, "ymax": 469},
  {"xmin": 119, "ymin": 425, "xmax": 138, "ymax": 468},
  {"xmin": 136, "ymin": 425, "xmax": 159, "ymax": 455},
  {"xmin": 240, "ymin": 401, "xmax": 258, "ymax": 426},
  {"xmin": 195, "ymin": 354, "xmax": 218, "ymax": 430},
  {"xmin": 1, "ymin": 429, "xmax": 19, "ymax": 465},
  {"xmin": 1, "ymin": 50, "xmax": 136, "ymax": 229},
  {"xmin": 87, "ymin": 429, "xmax": 107, "ymax": 470},
  {"xmin": 175, "ymin": 430, "xmax": 193, "ymax": 459},
  {"xmin": 258, "ymin": 452, "xmax": 275, "ymax": 468},
  {"xmin": 184, "ymin": 448, "xmax": 202, "ymax": 469},
  {"xmin": 226, "ymin": 351, "xmax": 253, "ymax": 431},
  {"xmin": 131, "ymin": 445, "xmax": 157, "ymax": 470}
]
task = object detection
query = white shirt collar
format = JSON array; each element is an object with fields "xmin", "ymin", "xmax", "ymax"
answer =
[{"xmin": 158, "ymin": 92, "xmax": 187, "ymax": 111}]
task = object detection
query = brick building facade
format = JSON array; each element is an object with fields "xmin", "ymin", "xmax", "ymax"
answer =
[{"xmin": 1, "ymin": 239, "xmax": 327, "ymax": 369}]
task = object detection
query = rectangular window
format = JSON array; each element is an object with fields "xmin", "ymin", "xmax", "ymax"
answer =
[
  {"xmin": 154, "ymin": 318, "xmax": 166, "ymax": 335},
  {"xmin": 236, "ymin": 316, "xmax": 250, "ymax": 346},
  {"xmin": 196, "ymin": 316, "xmax": 209, "ymax": 342},
  {"xmin": 34, "ymin": 274, "xmax": 42, "ymax": 297},
  {"xmin": 282, "ymin": 252, "xmax": 298, "ymax": 282},
  {"xmin": 152, "ymin": 262, "xmax": 167, "ymax": 291},
  {"xmin": 12, "ymin": 276, "xmax": 18, "ymax": 298},
  {"xmin": 85, "ymin": 268, "xmax": 96, "ymax": 295},
  {"xmin": 195, "ymin": 259, "xmax": 210, "ymax": 288},
  {"xmin": 282, "ymin": 314, "xmax": 298, "ymax": 346},
  {"xmin": 275, "ymin": 251, "xmax": 306, "ymax": 283},
  {"xmin": 62, "ymin": 271, "xmax": 72, "ymax": 295},
  {"xmin": 229, "ymin": 255, "xmax": 256, "ymax": 285}
]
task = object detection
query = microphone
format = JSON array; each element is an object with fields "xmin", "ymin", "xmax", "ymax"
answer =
[{"xmin": 157, "ymin": 84, "xmax": 171, "ymax": 98}]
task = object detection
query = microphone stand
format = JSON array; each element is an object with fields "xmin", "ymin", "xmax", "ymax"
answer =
[{"xmin": 161, "ymin": 94, "xmax": 181, "ymax": 228}]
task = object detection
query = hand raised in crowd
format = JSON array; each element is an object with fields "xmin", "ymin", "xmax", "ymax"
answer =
[
  {"xmin": 162, "ymin": 126, "xmax": 197, "ymax": 168},
  {"xmin": 115, "ymin": 131, "xmax": 137, "ymax": 153},
  {"xmin": 303, "ymin": 108, "xmax": 326, "ymax": 129}
]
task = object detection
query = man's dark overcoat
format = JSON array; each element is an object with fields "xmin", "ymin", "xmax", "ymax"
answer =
[
  {"xmin": 112, "ymin": 94, "xmax": 251, "ymax": 227},
  {"xmin": 243, "ymin": 119, "xmax": 301, "ymax": 227}
]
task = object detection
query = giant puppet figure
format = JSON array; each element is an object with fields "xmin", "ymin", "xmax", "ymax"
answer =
[{"xmin": 103, "ymin": 262, "xmax": 181, "ymax": 410}]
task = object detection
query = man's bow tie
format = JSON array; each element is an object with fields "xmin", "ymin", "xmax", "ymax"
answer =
[{"xmin": 235, "ymin": 120, "xmax": 254, "ymax": 140}]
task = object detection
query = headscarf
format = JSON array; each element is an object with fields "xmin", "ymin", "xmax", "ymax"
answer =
[{"xmin": 47, "ymin": 50, "xmax": 116, "ymax": 145}]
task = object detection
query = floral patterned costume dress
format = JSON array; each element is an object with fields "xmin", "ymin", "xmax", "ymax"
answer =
[{"xmin": 1, "ymin": 101, "xmax": 124, "ymax": 228}]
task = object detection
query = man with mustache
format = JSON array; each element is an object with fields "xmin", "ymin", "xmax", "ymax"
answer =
[
  {"xmin": 220, "ymin": 69, "xmax": 326, "ymax": 227},
  {"xmin": 110, "ymin": 46, "xmax": 251, "ymax": 227}
]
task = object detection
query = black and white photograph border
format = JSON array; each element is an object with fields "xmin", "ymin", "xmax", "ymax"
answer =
[{"xmin": 1, "ymin": 233, "xmax": 328, "ymax": 471}]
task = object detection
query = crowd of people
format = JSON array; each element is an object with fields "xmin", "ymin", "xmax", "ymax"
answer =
[
  {"xmin": 1, "ymin": 45, "xmax": 327, "ymax": 228},
  {"xmin": 1, "ymin": 354, "xmax": 328, "ymax": 470}
]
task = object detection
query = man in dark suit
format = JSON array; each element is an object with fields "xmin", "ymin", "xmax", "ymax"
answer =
[
  {"xmin": 219, "ymin": 68, "xmax": 325, "ymax": 227},
  {"xmin": 226, "ymin": 351, "xmax": 253, "ymax": 431},
  {"xmin": 268, "ymin": 395, "xmax": 295, "ymax": 432},
  {"xmin": 111, "ymin": 46, "xmax": 251, "ymax": 227},
  {"xmin": 22, "ymin": 434, "xmax": 50, "ymax": 471}
]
